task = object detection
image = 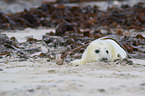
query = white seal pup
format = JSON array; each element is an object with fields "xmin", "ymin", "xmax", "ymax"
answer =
[{"xmin": 71, "ymin": 38, "xmax": 127, "ymax": 64}]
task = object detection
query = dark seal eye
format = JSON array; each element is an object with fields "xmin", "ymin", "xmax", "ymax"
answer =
[
  {"xmin": 95, "ymin": 50, "xmax": 100, "ymax": 53},
  {"xmin": 106, "ymin": 50, "xmax": 109, "ymax": 54}
]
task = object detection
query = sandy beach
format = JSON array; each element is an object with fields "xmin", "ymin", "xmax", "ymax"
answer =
[
  {"xmin": 0, "ymin": 0, "xmax": 145, "ymax": 95},
  {"xmin": 0, "ymin": 28, "xmax": 145, "ymax": 96},
  {"xmin": 0, "ymin": 58, "xmax": 145, "ymax": 96}
]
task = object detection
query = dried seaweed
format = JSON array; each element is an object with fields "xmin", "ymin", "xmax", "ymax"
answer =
[
  {"xmin": 0, "ymin": 2, "xmax": 145, "ymax": 64},
  {"xmin": 0, "ymin": 2, "xmax": 144, "ymax": 31}
]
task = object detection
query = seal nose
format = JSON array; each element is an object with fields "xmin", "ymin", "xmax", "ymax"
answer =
[{"xmin": 101, "ymin": 58, "xmax": 108, "ymax": 62}]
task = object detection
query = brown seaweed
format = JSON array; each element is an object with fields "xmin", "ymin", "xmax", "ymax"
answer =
[{"xmin": 0, "ymin": 2, "xmax": 144, "ymax": 31}]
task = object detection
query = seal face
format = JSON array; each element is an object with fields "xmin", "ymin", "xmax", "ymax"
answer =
[
  {"xmin": 81, "ymin": 39, "xmax": 112, "ymax": 63},
  {"xmin": 71, "ymin": 38, "xmax": 127, "ymax": 64}
]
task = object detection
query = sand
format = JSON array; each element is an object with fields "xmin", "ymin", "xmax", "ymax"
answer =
[
  {"xmin": 0, "ymin": 28, "xmax": 145, "ymax": 96},
  {"xmin": 0, "ymin": 59, "xmax": 145, "ymax": 96}
]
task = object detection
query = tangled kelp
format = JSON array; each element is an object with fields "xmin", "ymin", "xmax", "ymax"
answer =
[
  {"xmin": 0, "ymin": 29, "xmax": 144, "ymax": 64},
  {"xmin": 0, "ymin": 2, "xmax": 145, "ymax": 64},
  {"xmin": 0, "ymin": 2, "xmax": 145, "ymax": 30}
]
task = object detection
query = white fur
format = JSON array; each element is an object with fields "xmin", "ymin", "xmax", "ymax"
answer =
[{"xmin": 71, "ymin": 38, "xmax": 127, "ymax": 64}]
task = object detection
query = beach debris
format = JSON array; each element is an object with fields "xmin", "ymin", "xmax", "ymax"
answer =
[
  {"xmin": 0, "ymin": 2, "xmax": 144, "ymax": 64},
  {"xmin": 0, "ymin": 2, "xmax": 144, "ymax": 31}
]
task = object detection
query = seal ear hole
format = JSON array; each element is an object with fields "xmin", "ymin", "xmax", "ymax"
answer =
[
  {"xmin": 95, "ymin": 50, "xmax": 100, "ymax": 53},
  {"xmin": 106, "ymin": 50, "xmax": 109, "ymax": 54}
]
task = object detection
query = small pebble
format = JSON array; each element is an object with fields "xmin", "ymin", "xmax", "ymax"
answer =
[
  {"xmin": 28, "ymin": 89, "xmax": 34, "ymax": 92},
  {"xmin": 0, "ymin": 68, "xmax": 3, "ymax": 71},
  {"xmin": 47, "ymin": 70, "xmax": 56, "ymax": 73},
  {"xmin": 57, "ymin": 80, "xmax": 64, "ymax": 83},
  {"xmin": 48, "ymin": 84, "xmax": 57, "ymax": 87},
  {"xmin": 78, "ymin": 84, "xmax": 83, "ymax": 87},
  {"xmin": 140, "ymin": 83, "xmax": 145, "ymax": 86},
  {"xmin": 98, "ymin": 88, "xmax": 105, "ymax": 92},
  {"xmin": 36, "ymin": 85, "xmax": 41, "ymax": 90}
]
